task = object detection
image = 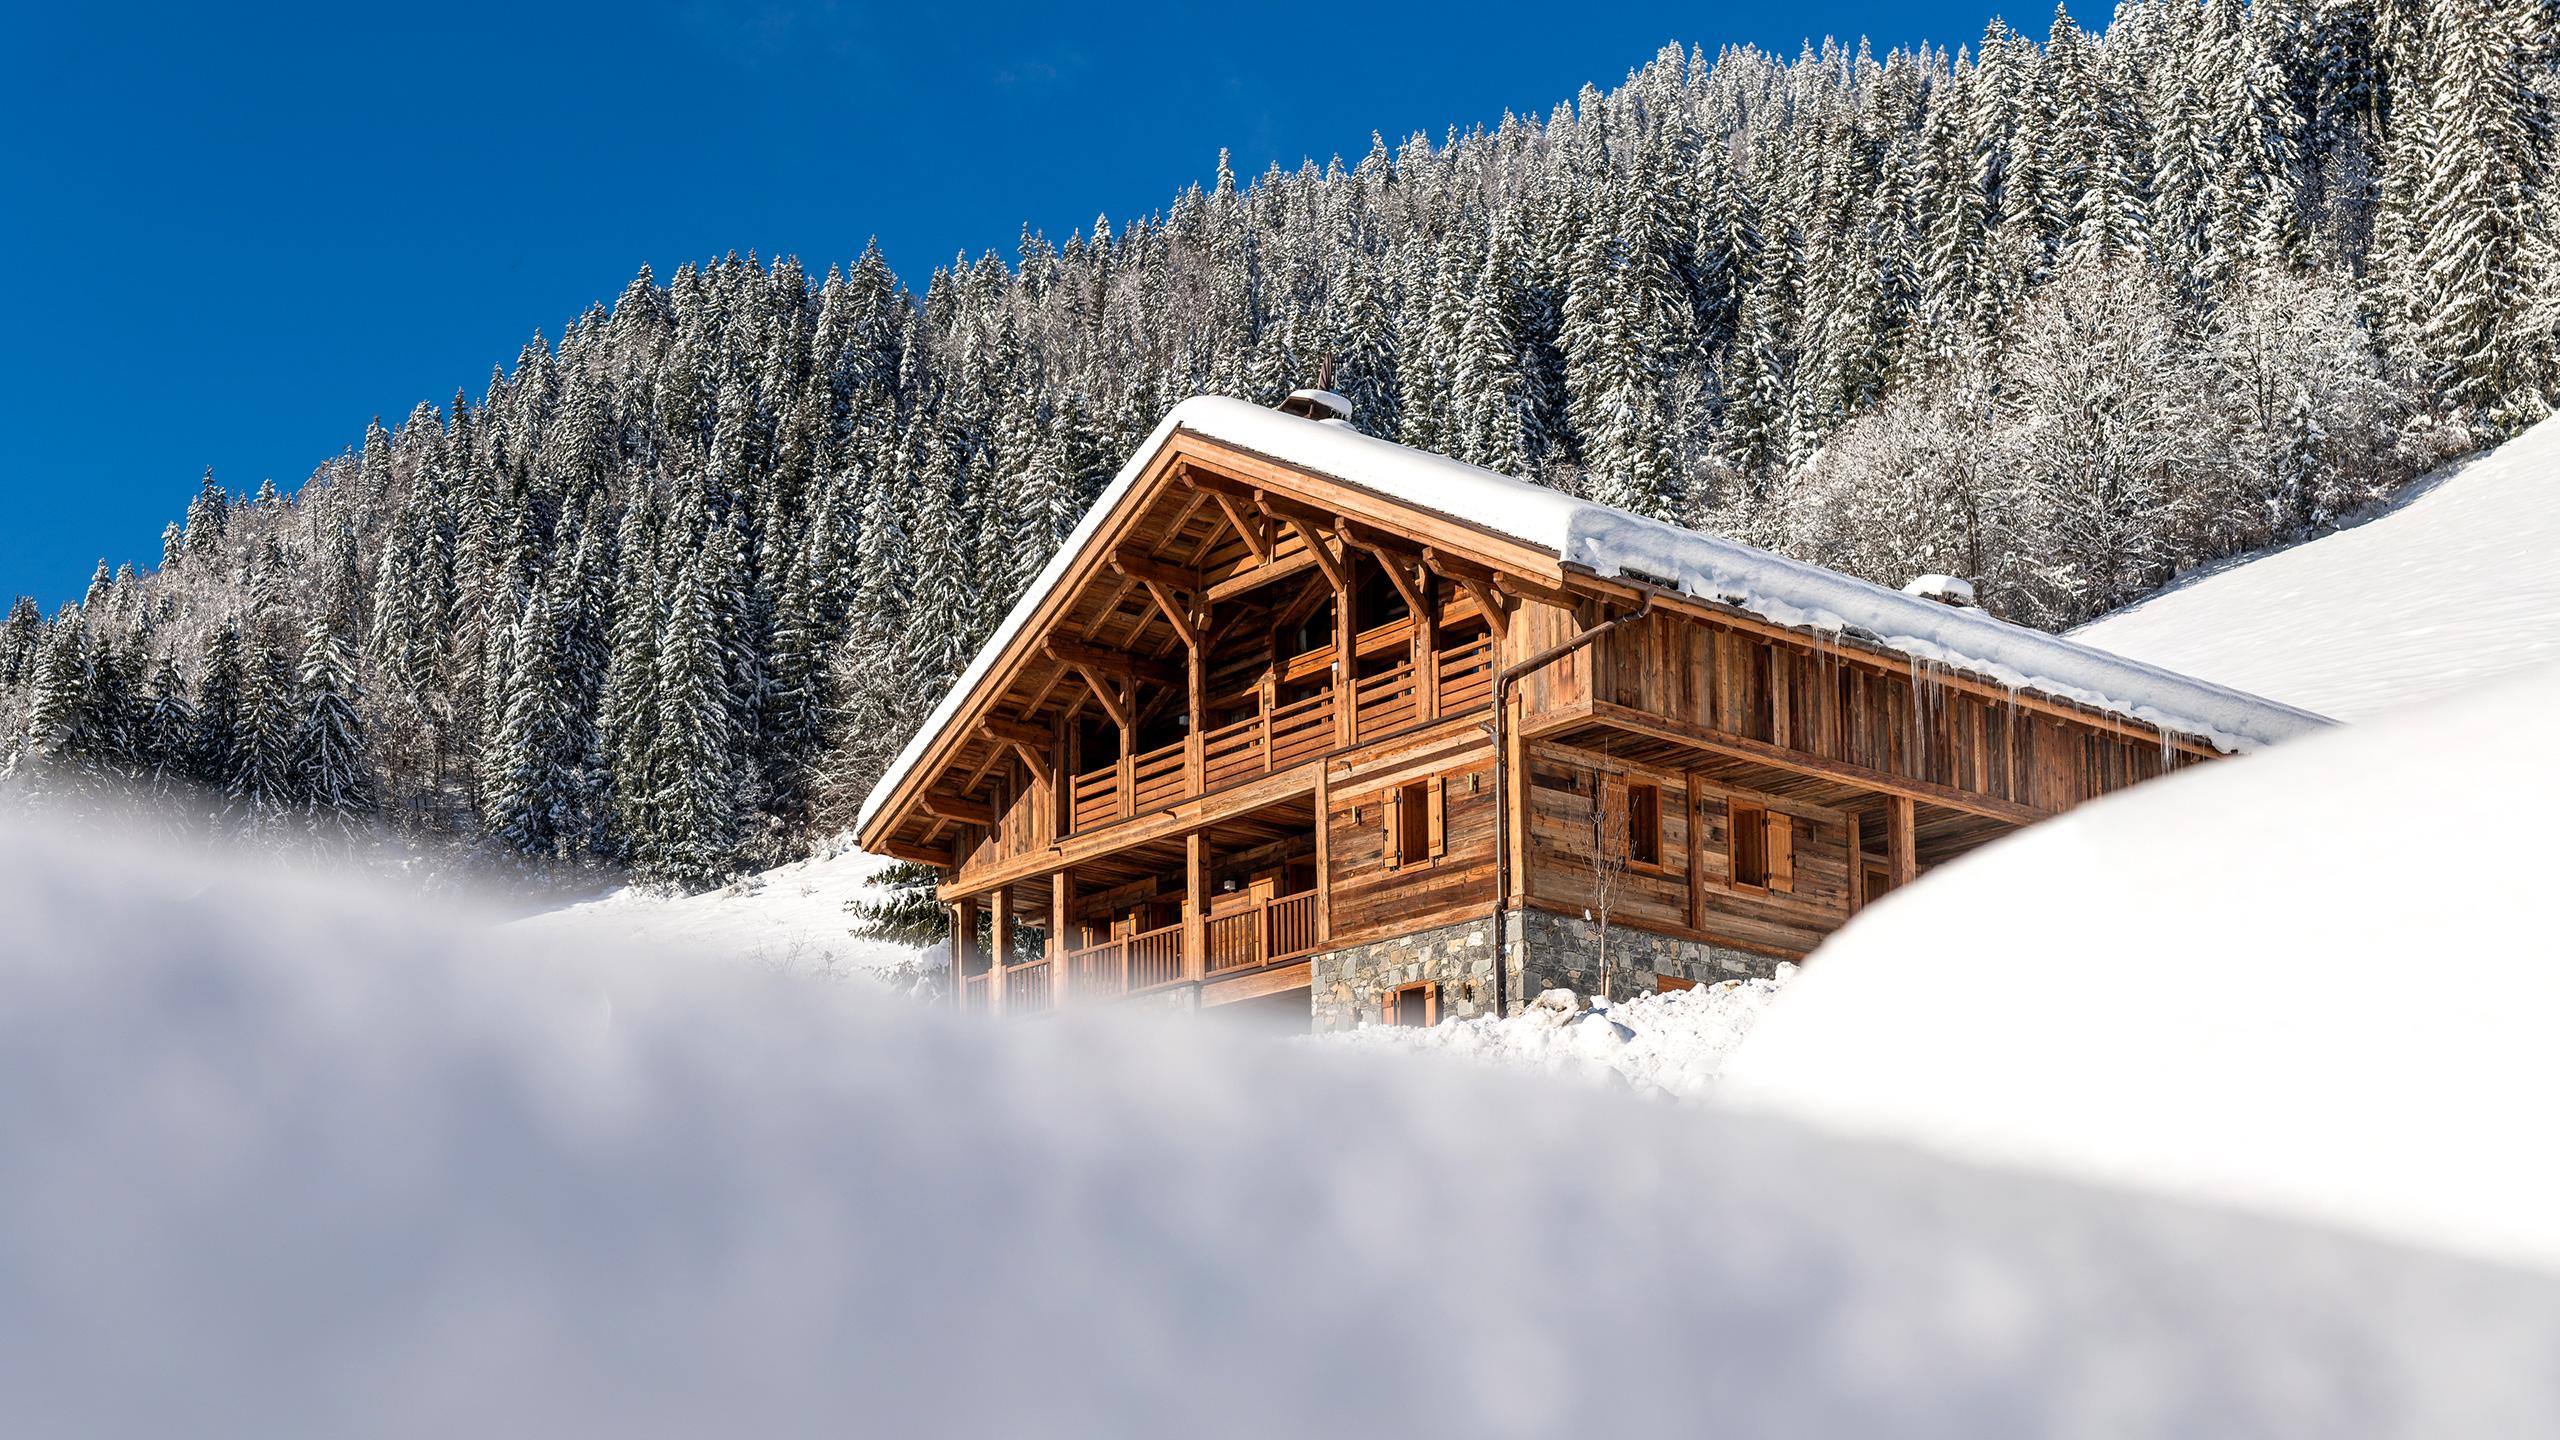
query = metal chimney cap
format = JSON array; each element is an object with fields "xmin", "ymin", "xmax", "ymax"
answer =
[
  {"xmin": 1277, "ymin": 388, "xmax": 1356, "ymax": 425},
  {"xmin": 1902, "ymin": 574, "xmax": 1979, "ymax": 608}
]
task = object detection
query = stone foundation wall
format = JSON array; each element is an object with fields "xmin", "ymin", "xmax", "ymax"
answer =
[
  {"xmin": 1511, "ymin": 909, "xmax": 1783, "ymax": 1005},
  {"xmin": 1310, "ymin": 919, "xmax": 1500, "ymax": 1033},
  {"xmin": 1309, "ymin": 910, "xmax": 1784, "ymax": 1032}
]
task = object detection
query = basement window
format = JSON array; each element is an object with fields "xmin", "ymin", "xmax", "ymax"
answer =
[{"xmin": 1385, "ymin": 981, "xmax": 1438, "ymax": 1028}]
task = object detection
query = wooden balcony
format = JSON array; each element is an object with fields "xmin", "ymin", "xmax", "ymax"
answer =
[
  {"xmin": 1205, "ymin": 891, "xmax": 1319, "ymax": 977},
  {"xmin": 1062, "ymin": 634, "xmax": 1493, "ymax": 838},
  {"xmin": 1062, "ymin": 921, "xmax": 1186, "ymax": 999},
  {"xmin": 1041, "ymin": 891, "xmax": 1321, "ymax": 1005}
]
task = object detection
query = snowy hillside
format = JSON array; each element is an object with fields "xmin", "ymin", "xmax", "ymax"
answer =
[
  {"xmin": 11, "ymin": 818, "xmax": 2560, "ymax": 1436},
  {"xmin": 508, "ymin": 841, "xmax": 931, "ymax": 982},
  {"xmin": 1724, "ymin": 662, "xmax": 2560, "ymax": 1274},
  {"xmin": 2076, "ymin": 415, "xmax": 2560, "ymax": 720}
]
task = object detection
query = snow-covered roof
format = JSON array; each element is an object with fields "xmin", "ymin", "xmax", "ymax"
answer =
[{"xmin": 858, "ymin": 397, "xmax": 2334, "ymax": 835}]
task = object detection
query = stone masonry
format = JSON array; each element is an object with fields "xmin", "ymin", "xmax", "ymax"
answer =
[{"xmin": 1309, "ymin": 910, "xmax": 1784, "ymax": 1032}]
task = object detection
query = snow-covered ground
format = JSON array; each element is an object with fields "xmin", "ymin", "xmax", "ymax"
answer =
[
  {"xmin": 2076, "ymin": 413, "xmax": 2560, "ymax": 721},
  {"xmin": 10, "ymin": 818, "xmax": 2560, "ymax": 1436},
  {"xmin": 508, "ymin": 840, "xmax": 931, "ymax": 983},
  {"xmin": 1724, "ymin": 660, "xmax": 2560, "ymax": 1274},
  {"xmin": 1319, "ymin": 972, "xmax": 1792, "ymax": 1098}
]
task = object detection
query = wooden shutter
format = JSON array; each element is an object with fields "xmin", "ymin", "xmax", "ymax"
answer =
[
  {"xmin": 1427, "ymin": 777, "xmax": 1447, "ymax": 859},
  {"xmin": 1767, "ymin": 811, "xmax": 1795, "ymax": 894},
  {"xmin": 1730, "ymin": 800, "xmax": 1767, "ymax": 889},
  {"xmin": 1383, "ymin": 786, "xmax": 1403, "ymax": 871}
]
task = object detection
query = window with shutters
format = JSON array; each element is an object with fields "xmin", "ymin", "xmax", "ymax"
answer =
[
  {"xmin": 1728, "ymin": 799, "xmax": 1795, "ymax": 893},
  {"xmin": 1385, "ymin": 778, "xmax": 1443, "ymax": 868},
  {"xmin": 1627, "ymin": 781, "xmax": 1662, "ymax": 869}
]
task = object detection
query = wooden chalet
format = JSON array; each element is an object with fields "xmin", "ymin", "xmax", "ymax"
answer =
[{"xmin": 855, "ymin": 391, "xmax": 2330, "ymax": 1031}]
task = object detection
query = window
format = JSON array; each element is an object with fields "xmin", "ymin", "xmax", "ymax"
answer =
[
  {"xmin": 1729, "ymin": 799, "xmax": 1795, "ymax": 893},
  {"xmin": 1383, "ymin": 778, "xmax": 1444, "ymax": 868},
  {"xmin": 1627, "ymin": 782, "xmax": 1662, "ymax": 869},
  {"xmin": 1385, "ymin": 981, "xmax": 1438, "ymax": 1027}
]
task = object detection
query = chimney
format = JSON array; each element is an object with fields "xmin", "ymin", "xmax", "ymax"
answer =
[
  {"xmin": 1901, "ymin": 574, "xmax": 1978, "ymax": 608},
  {"xmin": 1276, "ymin": 357, "xmax": 1356, "ymax": 427},
  {"xmin": 1276, "ymin": 388, "xmax": 1356, "ymax": 426}
]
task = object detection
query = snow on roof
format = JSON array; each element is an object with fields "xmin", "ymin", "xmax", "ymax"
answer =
[{"xmin": 858, "ymin": 397, "xmax": 2333, "ymax": 833}]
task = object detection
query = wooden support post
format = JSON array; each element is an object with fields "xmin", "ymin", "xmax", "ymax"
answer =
[
  {"xmin": 1414, "ymin": 571, "xmax": 1438, "ymax": 719},
  {"xmin": 1848, "ymin": 813, "xmax": 1867, "ymax": 913},
  {"xmin": 1887, "ymin": 794, "xmax": 1917, "ymax": 891},
  {"xmin": 988, "ymin": 887, "xmax": 1011, "ymax": 1019},
  {"xmin": 1313, "ymin": 763, "xmax": 1332, "ymax": 945},
  {"xmin": 951, "ymin": 898, "xmax": 979, "ymax": 1012},
  {"xmin": 1184, "ymin": 831, "xmax": 1207, "ymax": 986},
  {"xmin": 1334, "ymin": 555, "xmax": 1357, "ymax": 749},
  {"xmin": 1504, "ymin": 697, "xmax": 1529, "ymax": 908},
  {"xmin": 1186, "ymin": 611, "xmax": 1205, "ymax": 798},
  {"xmin": 1052, "ymin": 870, "xmax": 1073, "ymax": 1007},
  {"xmin": 1118, "ymin": 701, "xmax": 1135, "ymax": 823},
  {"xmin": 1685, "ymin": 773, "xmax": 1705, "ymax": 932}
]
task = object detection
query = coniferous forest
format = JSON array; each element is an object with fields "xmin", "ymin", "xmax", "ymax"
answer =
[{"xmin": 5, "ymin": 0, "xmax": 2557, "ymax": 888}]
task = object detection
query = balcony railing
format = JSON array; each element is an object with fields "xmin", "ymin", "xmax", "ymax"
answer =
[
  {"xmin": 1064, "ymin": 633, "xmax": 1493, "ymax": 837},
  {"xmin": 1032, "ymin": 892, "xmax": 1319, "ymax": 1013},
  {"xmin": 1204, "ymin": 891, "xmax": 1321, "ymax": 977},
  {"xmin": 1063, "ymin": 921, "xmax": 1187, "ymax": 1000},
  {"xmin": 1004, "ymin": 959, "xmax": 1053, "ymax": 1017}
]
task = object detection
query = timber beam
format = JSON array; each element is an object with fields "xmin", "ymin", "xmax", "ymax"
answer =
[
  {"xmin": 1110, "ymin": 549, "xmax": 1203, "ymax": 595},
  {"xmin": 1045, "ymin": 637, "xmax": 1177, "ymax": 687},
  {"xmin": 920, "ymin": 793, "xmax": 998, "ymax": 827},
  {"xmin": 1569, "ymin": 701, "xmax": 2051, "ymax": 828}
]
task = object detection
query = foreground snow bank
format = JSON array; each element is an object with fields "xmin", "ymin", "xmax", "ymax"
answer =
[
  {"xmin": 10, "ymin": 821, "xmax": 2560, "ymax": 1436},
  {"xmin": 1318, "ymin": 972, "xmax": 1793, "ymax": 1098},
  {"xmin": 1726, "ymin": 662, "xmax": 2560, "ymax": 1274}
]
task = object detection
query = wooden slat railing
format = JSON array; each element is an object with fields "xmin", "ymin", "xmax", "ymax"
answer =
[
  {"xmin": 1265, "ymin": 891, "xmax": 1319, "ymax": 963},
  {"xmin": 1204, "ymin": 909, "xmax": 1260, "ymax": 975},
  {"xmin": 1204, "ymin": 891, "xmax": 1323, "ymax": 977},
  {"xmin": 1004, "ymin": 960, "xmax": 1052, "ymax": 1017},
  {"xmin": 1354, "ymin": 659, "xmax": 1418, "ymax": 736},
  {"xmin": 1267, "ymin": 689, "xmax": 1334, "ymax": 770},
  {"xmin": 1201, "ymin": 714, "xmax": 1264, "ymax": 790},
  {"xmin": 1126, "ymin": 923, "xmax": 1184, "ymax": 991},
  {"xmin": 961, "ymin": 972, "xmax": 991, "ymax": 1014},
  {"xmin": 1070, "ymin": 766, "xmax": 1120, "ymax": 834},
  {"xmin": 1435, "ymin": 634, "xmax": 1495, "ymax": 716},
  {"xmin": 1129, "ymin": 741, "xmax": 1187, "ymax": 812},
  {"xmin": 1066, "ymin": 940, "xmax": 1124, "ymax": 999}
]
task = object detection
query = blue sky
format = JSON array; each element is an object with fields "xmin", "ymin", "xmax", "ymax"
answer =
[{"xmin": 1, "ymin": 1, "xmax": 2004, "ymax": 608}]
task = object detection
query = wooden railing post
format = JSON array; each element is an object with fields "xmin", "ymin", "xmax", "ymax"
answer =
[
  {"xmin": 951, "ymin": 898, "xmax": 978, "ymax": 1014},
  {"xmin": 987, "ymin": 887, "xmax": 1010, "ymax": 1021},
  {"xmin": 1051, "ymin": 869, "xmax": 1072, "ymax": 1008},
  {"xmin": 1183, "ymin": 831, "xmax": 1207, "ymax": 986}
]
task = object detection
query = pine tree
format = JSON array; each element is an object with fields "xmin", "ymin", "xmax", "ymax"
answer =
[
  {"xmin": 296, "ymin": 617, "xmax": 376, "ymax": 825},
  {"xmin": 644, "ymin": 530, "xmax": 741, "ymax": 887}
]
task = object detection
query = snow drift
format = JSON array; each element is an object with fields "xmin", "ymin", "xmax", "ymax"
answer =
[
  {"xmin": 2077, "ymin": 411, "xmax": 2560, "ymax": 721},
  {"xmin": 8, "ymin": 821, "xmax": 2560, "ymax": 1436},
  {"xmin": 1725, "ymin": 661, "xmax": 2560, "ymax": 1274}
]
